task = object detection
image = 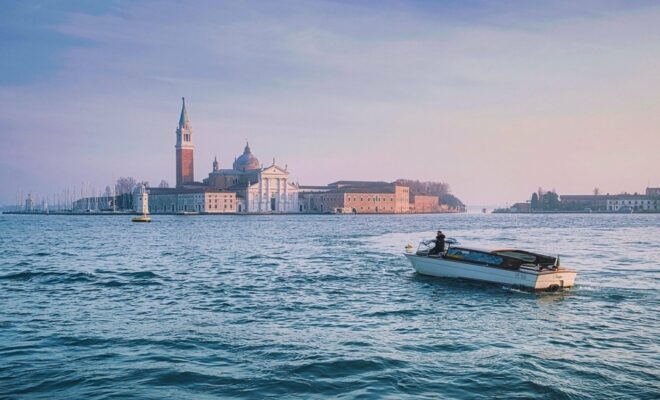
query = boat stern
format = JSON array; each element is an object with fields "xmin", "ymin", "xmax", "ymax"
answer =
[{"xmin": 534, "ymin": 269, "xmax": 577, "ymax": 290}]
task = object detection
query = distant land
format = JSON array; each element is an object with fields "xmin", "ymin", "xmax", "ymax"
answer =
[{"xmin": 494, "ymin": 187, "xmax": 660, "ymax": 214}]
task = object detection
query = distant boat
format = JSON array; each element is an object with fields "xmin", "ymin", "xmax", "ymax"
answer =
[
  {"xmin": 482, "ymin": 208, "xmax": 487, "ymax": 213},
  {"xmin": 405, "ymin": 238, "xmax": 576, "ymax": 291},
  {"xmin": 177, "ymin": 211, "xmax": 199, "ymax": 216}
]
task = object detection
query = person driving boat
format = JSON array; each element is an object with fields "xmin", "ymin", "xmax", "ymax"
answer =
[{"xmin": 429, "ymin": 231, "xmax": 446, "ymax": 256}]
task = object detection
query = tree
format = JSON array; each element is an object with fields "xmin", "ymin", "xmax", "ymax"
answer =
[
  {"xmin": 394, "ymin": 179, "xmax": 450, "ymax": 197},
  {"xmin": 158, "ymin": 180, "xmax": 169, "ymax": 188},
  {"xmin": 115, "ymin": 177, "xmax": 137, "ymax": 195},
  {"xmin": 531, "ymin": 192, "xmax": 539, "ymax": 210},
  {"xmin": 541, "ymin": 191, "xmax": 560, "ymax": 211}
]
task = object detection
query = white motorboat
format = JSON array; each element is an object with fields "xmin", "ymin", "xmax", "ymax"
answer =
[{"xmin": 405, "ymin": 239, "xmax": 576, "ymax": 291}]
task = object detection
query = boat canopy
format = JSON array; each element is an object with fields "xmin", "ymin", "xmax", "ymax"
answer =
[
  {"xmin": 491, "ymin": 249, "xmax": 557, "ymax": 267},
  {"xmin": 446, "ymin": 247, "xmax": 504, "ymax": 266}
]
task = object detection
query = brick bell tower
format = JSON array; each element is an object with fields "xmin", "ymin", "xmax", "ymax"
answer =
[{"xmin": 175, "ymin": 97, "xmax": 194, "ymax": 187}]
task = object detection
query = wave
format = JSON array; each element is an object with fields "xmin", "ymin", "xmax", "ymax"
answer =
[{"xmin": 0, "ymin": 270, "xmax": 94, "ymax": 284}]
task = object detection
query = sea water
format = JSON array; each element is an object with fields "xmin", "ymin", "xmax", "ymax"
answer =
[{"xmin": 0, "ymin": 213, "xmax": 658, "ymax": 399}]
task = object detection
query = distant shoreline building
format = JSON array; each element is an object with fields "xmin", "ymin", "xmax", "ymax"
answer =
[
  {"xmin": 497, "ymin": 187, "xmax": 660, "ymax": 213},
  {"xmin": 299, "ymin": 181, "xmax": 451, "ymax": 214},
  {"xmin": 561, "ymin": 189, "xmax": 660, "ymax": 212}
]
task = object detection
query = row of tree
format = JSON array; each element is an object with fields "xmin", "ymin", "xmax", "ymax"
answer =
[
  {"xmin": 394, "ymin": 179, "xmax": 465, "ymax": 210},
  {"xmin": 394, "ymin": 179, "xmax": 450, "ymax": 197},
  {"xmin": 114, "ymin": 177, "xmax": 169, "ymax": 195}
]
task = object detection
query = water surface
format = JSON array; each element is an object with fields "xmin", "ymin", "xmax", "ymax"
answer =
[{"xmin": 1, "ymin": 214, "xmax": 658, "ymax": 399}]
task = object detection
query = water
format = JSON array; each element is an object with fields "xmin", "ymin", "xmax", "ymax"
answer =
[{"xmin": 0, "ymin": 213, "xmax": 658, "ymax": 399}]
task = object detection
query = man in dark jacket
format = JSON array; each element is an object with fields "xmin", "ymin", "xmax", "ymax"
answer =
[{"xmin": 429, "ymin": 231, "xmax": 446, "ymax": 255}]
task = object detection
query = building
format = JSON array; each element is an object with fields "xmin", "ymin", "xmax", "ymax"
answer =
[
  {"xmin": 204, "ymin": 143, "xmax": 300, "ymax": 213},
  {"xmin": 299, "ymin": 182, "xmax": 414, "ymax": 213},
  {"xmin": 559, "ymin": 195, "xmax": 608, "ymax": 211},
  {"xmin": 175, "ymin": 97, "xmax": 194, "ymax": 187},
  {"xmin": 606, "ymin": 195, "xmax": 659, "ymax": 212},
  {"xmin": 412, "ymin": 194, "xmax": 441, "ymax": 213},
  {"xmin": 558, "ymin": 188, "xmax": 660, "ymax": 212},
  {"xmin": 646, "ymin": 187, "xmax": 660, "ymax": 196},
  {"xmin": 147, "ymin": 187, "xmax": 237, "ymax": 213}
]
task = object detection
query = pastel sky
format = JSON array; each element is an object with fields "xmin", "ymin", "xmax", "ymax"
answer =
[{"xmin": 1, "ymin": 0, "xmax": 659, "ymax": 206}]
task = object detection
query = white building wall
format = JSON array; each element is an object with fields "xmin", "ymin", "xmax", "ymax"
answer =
[{"xmin": 607, "ymin": 197, "xmax": 658, "ymax": 211}]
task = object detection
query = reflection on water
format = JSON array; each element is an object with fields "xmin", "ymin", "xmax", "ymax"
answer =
[{"xmin": 0, "ymin": 213, "xmax": 658, "ymax": 399}]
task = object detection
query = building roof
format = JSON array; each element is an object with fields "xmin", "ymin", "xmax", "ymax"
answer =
[
  {"xmin": 147, "ymin": 187, "xmax": 235, "ymax": 195},
  {"xmin": 233, "ymin": 142, "xmax": 260, "ymax": 171},
  {"xmin": 328, "ymin": 180, "xmax": 392, "ymax": 188},
  {"xmin": 306, "ymin": 186, "xmax": 397, "ymax": 195}
]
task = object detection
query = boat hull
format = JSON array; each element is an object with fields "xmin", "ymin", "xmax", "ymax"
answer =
[{"xmin": 405, "ymin": 254, "xmax": 576, "ymax": 290}]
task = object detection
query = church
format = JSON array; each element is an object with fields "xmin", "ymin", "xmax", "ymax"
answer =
[
  {"xmin": 204, "ymin": 143, "xmax": 300, "ymax": 213},
  {"xmin": 148, "ymin": 97, "xmax": 300, "ymax": 214}
]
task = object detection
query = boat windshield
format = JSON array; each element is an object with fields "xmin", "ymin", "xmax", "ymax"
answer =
[{"xmin": 416, "ymin": 240, "xmax": 434, "ymax": 255}]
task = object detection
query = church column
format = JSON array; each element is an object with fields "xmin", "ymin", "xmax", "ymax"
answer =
[
  {"xmin": 282, "ymin": 178, "xmax": 287, "ymax": 212},
  {"xmin": 266, "ymin": 177, "xmax": 271, "ymax": 211},
  {"xmin": 258, "ymin": 176, "xmax": 262, "ymax": 212}
]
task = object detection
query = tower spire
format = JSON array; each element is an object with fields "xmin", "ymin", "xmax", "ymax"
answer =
[{"xmin": 179, "ymin": 97, "xmax": 190, "ymax": 128}]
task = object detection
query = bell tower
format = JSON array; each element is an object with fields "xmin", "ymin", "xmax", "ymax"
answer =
[{"xmin": 175, "ymin": 97, "xmax": 194, "ymax": 187}]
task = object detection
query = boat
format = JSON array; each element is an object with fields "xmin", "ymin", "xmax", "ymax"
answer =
[
  {"xmin": 177, "ymin": 211, "xmax": 199, "ymax": 216},
  {"xmin": 405, "ymin": 239, "xmax": 576, "ymax": 291},
  {"xmin": 132, "ymin": 214, "xmax": 151, "ymax": 223}
]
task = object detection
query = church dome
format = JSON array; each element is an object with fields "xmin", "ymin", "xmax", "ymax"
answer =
[{"xmin": 233, "ymin": 142, "xmax": 260, "ymax": 171}]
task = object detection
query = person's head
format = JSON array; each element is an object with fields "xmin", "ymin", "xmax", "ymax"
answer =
[{"xmin": 437, "ymin": 231, "xmax": 443, "ymax": 236}]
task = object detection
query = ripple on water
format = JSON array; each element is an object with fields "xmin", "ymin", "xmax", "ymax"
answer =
[{"xmin": 0, "ymin": 213, "xmax": 658, "ymax": 399}]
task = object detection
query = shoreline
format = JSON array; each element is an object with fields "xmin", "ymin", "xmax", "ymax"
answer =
[{"xmin": 3, "ymin": 210, "xmax": 659, "ymax": 216}]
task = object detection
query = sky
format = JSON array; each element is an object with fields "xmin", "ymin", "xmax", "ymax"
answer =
[{"xmin": 1, "ymin": 0, "xmax": 659, "ymax": 207}]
